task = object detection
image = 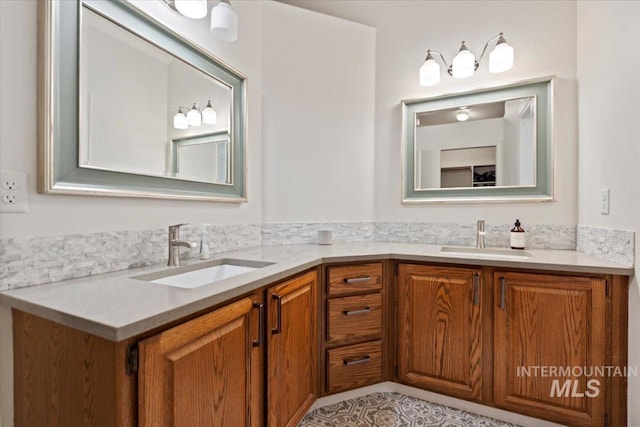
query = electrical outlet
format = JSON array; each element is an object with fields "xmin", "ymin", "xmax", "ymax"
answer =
[
  {"xmin": 2, "ymin": 194, "xmax": 17, "ymax": 204},
  {"xmin": 0, "ymin": 170, "xmax": 28, "ymax": 213},
  {"xmin": 1, "ymin": 178, "xmax": 19, "ymax": 190},
  {"xmin": 600, "ymin": 188, "xmax": 610, "ymax": 215}
]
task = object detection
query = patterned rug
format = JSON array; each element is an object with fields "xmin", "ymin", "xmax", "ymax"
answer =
[{"xmin": 298, "ymin": 392, "xmax": 521, "ymax": 427}]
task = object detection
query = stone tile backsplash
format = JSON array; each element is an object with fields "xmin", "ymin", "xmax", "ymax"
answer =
[
  {"xmin": 577, "ymin": 225, "xmax": 635, "ymax": 267},
  {"xmin": 374, "ymin": 222, "xmax": 576, "ymax": 250},
  {"xmin": 262, "ymin": 222, "xmax": 375, "ymax": 245},
  {"xmin": 0, "ymin": 221, "xmax": 633, "ymax": 291},
  {"xmin": 0, "ymin": 224, "xmax": 262, "ymax": 291}
]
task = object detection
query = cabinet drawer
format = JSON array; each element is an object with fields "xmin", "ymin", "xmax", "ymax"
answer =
[
  {"xmin": 327, "ymin": 340, "xmax": 382, "ymax": 394},
  {"xmin": 327, "ymin": 293, "xmax": 382, "ymax": 343},
  {"xmin": 327, "ymin": 263, "xmax": 383, "ymax": 296}
]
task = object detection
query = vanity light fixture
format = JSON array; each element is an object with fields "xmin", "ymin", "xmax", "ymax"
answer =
[
  {"xmin": 161, "ymin": 0, "xmax": 238, "ymax": 42},
  {"xmin": 419, "ymin": 33, "xmax": 514, "ymax": 87},
  {"xmin": 173, "ymin": 101, "xmax": 217, "ymax": 129}
]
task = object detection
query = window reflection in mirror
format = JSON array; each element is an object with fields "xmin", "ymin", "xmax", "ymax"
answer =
[
  {"xmin": 415, "ymin": 97, "xmax": 536, "ymax": 190},
  {"xmin": 79, "ymin": 7, "xmax": 232, "ymax": 184}
]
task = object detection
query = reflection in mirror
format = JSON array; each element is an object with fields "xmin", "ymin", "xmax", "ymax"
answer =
[
  {"xmin": 79, "ymin": 7, "xmax": 232, "ymax": 183},
  {"xmin": 401, "ymin": 77, "xmax": 553, "ymax": 203},
  {"xmin": 415, "ymin": 97, "xmax": 535, "ymax": 190},
  {"xmin": 172, "ymin": 132, "xmax": 230, "ymax": 184}
]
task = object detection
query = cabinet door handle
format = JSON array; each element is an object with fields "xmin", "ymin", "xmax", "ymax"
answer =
[
  {"xmin": 499, "ymin": 277, "xmax": 506, "ymax": 310},
  {"xmin": 343, "ymin": 307, "xmax": 371, "ymax": 316},
  {"xmin": 473, "ymin": 274, "xmax": 480, "ymax": 306},
  {"xmin": 252, "ymin": 302, "xmax": 264, "ymax": 347},
  {"xmin": 271, "ymin": 294, "xmax": 282, "ymax": 334},
  {"xmin": 343, "ymin": 355, "xmax": 371, "ymax": 366},
  {"xmin": 344, "ymin": 276, "xmax": 372, "ymax": 284}
]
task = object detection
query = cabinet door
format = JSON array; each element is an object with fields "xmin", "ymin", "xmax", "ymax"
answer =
[
  {"xmin": 267, "ymin": 270, "xmax": 318, "ymax": 427},
  {"xmin": 397, "ymin": 264, "xmax": 483, "ymax": 401},
  {"xmin": 494, "ymin": 272, "xmax": 606, "ymax": 427},
  {"xmin": 138, "ymin": 297, "xmax": 258, "ymax": 427}
]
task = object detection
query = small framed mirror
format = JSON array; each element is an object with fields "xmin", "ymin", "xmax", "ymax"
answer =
[
  {"xmin": 38, "ymin": 0, "xmax": 247, "ymax": 201},
  {"xmin": 402, "ymin": 77, "xmax": 554, "ymax": 203}
]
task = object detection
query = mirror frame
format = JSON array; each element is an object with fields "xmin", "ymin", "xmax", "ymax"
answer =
[
  {"xmin": 38, "ymin": 0, "xmax": 247, "ymax": 202},
  {"xmin": 401, "ymin": 77, "xmax": 554, "ymax": 203}
]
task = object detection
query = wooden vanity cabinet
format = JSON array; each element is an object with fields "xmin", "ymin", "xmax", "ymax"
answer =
[
  {"xmin": 12, "ymin": 310, "xmax": 137, "ymax": 426},
  {"xmin": 266, "ymin": 270, "xmax": 318, "ymax": 427},
  {"xmin": 321, "ymin": 262, "xmax": 389, "ymax": 395},
  {"xmin": 395, "ymin": 264, "xmax": 628, "ymax": 427},
  {"xmin": 138, "ymin": 295, "xmax": 263, "ymax": 427},
  {"xmin": 137, "ymin": 269, "xmax": 319, "ymax": 427},
  {"xmin": 396, "ymin": 264, "xmax": 486, "ymax": 402},
  {"xmin": 493, "ymin": 271, "xmax": 611, "ymax": 427}
]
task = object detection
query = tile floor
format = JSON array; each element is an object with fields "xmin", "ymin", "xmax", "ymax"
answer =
[{"xmin": 299, "ymin": 392, "xmax": 521, "ymax": 427}]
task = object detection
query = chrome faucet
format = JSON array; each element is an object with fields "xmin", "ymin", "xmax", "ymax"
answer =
[
  {"xmin": 476, "ymin": 220, "xmax": 486, "ymax": 248},
  {"xmin": 168, "ymin": 223, "xmax": 198, "ymax": 267}
]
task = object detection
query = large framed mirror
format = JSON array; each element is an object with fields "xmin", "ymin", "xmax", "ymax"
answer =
[
  {"xmin": 402, "ymin": 77, "xmax": 554, "ymax": 203},
  {"xmin": 38, "ymin": 0, "xmax": 247, "ymax": 201}
]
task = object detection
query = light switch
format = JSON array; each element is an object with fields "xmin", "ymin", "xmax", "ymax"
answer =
[{"xmin": 600, "ymin": 188, "xmax": 610, "ymax": 215}]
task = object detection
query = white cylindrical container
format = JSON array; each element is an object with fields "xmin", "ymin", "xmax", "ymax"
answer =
[{"xmin": 317, "ymin": 230, "xmax": 333, "ymax": 245}]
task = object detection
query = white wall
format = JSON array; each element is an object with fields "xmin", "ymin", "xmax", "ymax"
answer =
[
  {"xmin": 0, "ymin": 0, "xmax": 264, "ymax": 240},
  {"xmin": 281, "ymin": 0, "xmax": 577, "ymax": 225},
  {"xmin": 261, "ymin": 1, "xmax": 375, "ymax": 222},
  {"xmin": 577, "ymin": 2, "xmax": 640, "ymax": 425}
]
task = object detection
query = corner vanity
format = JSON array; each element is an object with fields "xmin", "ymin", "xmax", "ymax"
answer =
[{"xmin": 1, "ymin": 243, "xmax": 631, "ymax": 427}]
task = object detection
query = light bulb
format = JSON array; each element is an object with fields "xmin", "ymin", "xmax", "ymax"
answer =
[
  {"xmin": 202, "ymin": 100, "xmax": 217, "ymax": 125},
  {"xmin": 187, "ymin": 103, "xmax": 202, "ymax": 126},
  {"xmin": 211, "ymin": 1, "xmax": 238, "ymax": 42},
  {"xmin": 489, "ymin": 38, "xmax": 514, "ymax": 73},
  {"xmin": 174, "ymin": 0, "xmax": 207, "ymax": 19},
  {"xmin": 419, "ymin": 53, "xmax": 440, "ymax": 86},
  {"xmin": 173, "ymin": 107, "xmax": 188, "ymax": 129},
  {"xmin": 451, "ymin": 42, "xmax": 476, "ymax": 79},
  {"xmin": 456, "ymin": 110, "xmax": 470, "ymax": 122}
]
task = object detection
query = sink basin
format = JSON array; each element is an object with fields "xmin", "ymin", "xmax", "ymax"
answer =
[
  {"xmin": 134, "ymin": 258, "xmax": 274, "ymax": 289},
  {"xmin": 440, "ymin": 246, "xmax": 532, "ymax": 260}
]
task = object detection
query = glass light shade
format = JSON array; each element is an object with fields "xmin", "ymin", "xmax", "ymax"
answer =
[
  {"xmin": 419, "ymin": 59, "xmax": 440, "ymax": 86},
  {"xmin": 187, "ymin": 104, "xmax": 202, "ymax": 126},
  {"xmin": 456, "ymin": 110, "xmax": 470, "ymax": 122},
  {"xmin": 174, "ymin": 0, "xmax": 207, "ymax": 19},
  {"xmin": 173, "ymin": 110, "xmax": 188, "ymax": 129},
  {"xmin": 452, "ymin": 49, "xmax": 476, "ymax": 79},
  {"xmin": 489, "ymin": 42, "xmax": 514, "ymax": 73},
  {"xmin": 202, "ymin": 105, "xmax": 217, "ymax": 125},
  {"xmin": 210, "ymin": 2, "xmax": 238, "ymax": 42}
]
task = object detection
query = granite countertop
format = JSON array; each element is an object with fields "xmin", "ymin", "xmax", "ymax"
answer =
[{"xmin": 0, "ymin": 243, "xmax": 633, "ymax": 342}]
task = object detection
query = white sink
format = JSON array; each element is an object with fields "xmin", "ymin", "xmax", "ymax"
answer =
[
  {"xmin": 440, "ymin": 246, "xmax": 532, "ymax": 260},
  {"xmin": 134, "ymin": 258, "xmax": 274, "ymax": 289}
]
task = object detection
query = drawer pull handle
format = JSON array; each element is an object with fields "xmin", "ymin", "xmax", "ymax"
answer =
[
  {"xmin": 252, "ymin": 302, "xmax": 264, "ymax": 347},
  {"xmin": 343, "ymin": 307, "xmax": 371, "ymax": 316},
  {"xmin": 272, "ymin": 294, "xmax": 282, "ymax": 334},
  {"xmin": 343, "ymin": 355, "xmax": 371, "ymax": 366},
  {"xmin": 499, "ymin": 277, "xmax": 506, "ymax": 310},
  {"xmin": 344, "ymin": 276, "xmax": 372, "ymax": 284},
  {"xmin": 473, "ymin": 274, "xmax": 480, "ymax": 306}
]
